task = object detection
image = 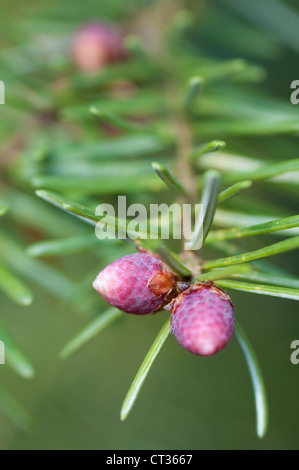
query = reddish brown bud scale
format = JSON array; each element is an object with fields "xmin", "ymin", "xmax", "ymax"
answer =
[{"xmin": 169, "ymin": 282, "xmax": 235, "ymax": 356}]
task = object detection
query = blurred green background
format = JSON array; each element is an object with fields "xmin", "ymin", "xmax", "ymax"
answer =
[{"xmin": 0, "ymin": 0, "xmax": 299, "ymax": 450}]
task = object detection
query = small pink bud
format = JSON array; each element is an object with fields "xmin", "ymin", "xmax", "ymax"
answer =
[
  {"xmin": 169, "ymin": 282, "xmax": 235, "ymax": 356},
  {"xmin": 93, "ymin": 253, "xmax": 178, "ymax": 315},
  {"xmin": 71, "ymin": 22, "xmax": 125, "ymax": 74}
]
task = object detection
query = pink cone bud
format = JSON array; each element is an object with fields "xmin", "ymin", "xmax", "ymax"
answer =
[
  {"xmin": 93, "ymin": 253, "xmax": 178, "ymax": 315},
  {"xmin": 71, "ymin": 22, "xmax": 125, "ymax": 73},
  {"xmin": 169, "ymin": 282, "xmax": 235, "ymax": 356}
]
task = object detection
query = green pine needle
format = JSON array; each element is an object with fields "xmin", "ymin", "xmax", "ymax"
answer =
[
  {"xmin": 217, "ymin": 279, "xmax": 299, "ymax": 301},
  {"xmin": 60, "ymin": 308, "xmax": 123, "ymax": 360},
  {"xmin": 224, "ymin": 158, "xmax": 299, "ymax": 184},
  {"xmin": 0, "ymin": 203, "xmax": 9, "ymax": 216},
  {"xmin": 184, "ymin": 76, "xmax": 204, "ymax": 112},
  {"xmin": 217, "ymin": 180, "xmax": 252, "ymax": 204},
  {"xmin": 231, "ymin": 271, "xmax": 299, "ymax": 288},
  {"xmin": 120, "ymin": 317, "xmax": 171, "ymax": 421},
  {"xmin": 204, "ymin": 235, "xmax": 299, "ymax": 269},
  {"xmin": 0, "ymin": 383, "xmax": 32, "ymax": 431},
  {"xmin": 191, "ymin": 140, "xmax": 226, "ymax": 159},
  {"xmin": 0, "ymin": 263, "xmax": 33, "ymax": 306},
  {"xmin": 0, "ymin": 324, "xmax": 35, "ymax": 379},
  {"xmin": 156, "ymin": 245, "xmax": 192, "ymax": 278},
  {"xmin": 187, "ymin": 170, "xmax": 221, "ymax": 249},
  {"xmin": 152, "ymin": 162, "xmax": 187, "ymax": 194},
  {"xmin": 90, "ymin": 106, "xmax": 145, "ymax": 133},
  {"xmin": 206, "ymin": 214, "xmax": 299, "ymax": 244},
  {"xmin": 197, "ymin": 264, "xmax": 251, "ymax": 282},
  {"xmin": 235, "ymin": 321, "xmax": 268, "ymax": 439},
  {"xmin": 27, "ymin": 234, "xmax": 101, "ymax": 257}
]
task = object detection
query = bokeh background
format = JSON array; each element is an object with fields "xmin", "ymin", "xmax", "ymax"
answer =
[{"xmin": 0, "ymin": 0, "xmax": 299, "ymax": 450}]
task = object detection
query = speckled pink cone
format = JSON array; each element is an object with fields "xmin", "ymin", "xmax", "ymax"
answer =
[
  {"xmin": 93, "ymin": 252, "xmax": 179, "ymax": 314},
  {"xmin": 168, "ymin": 282, "xmax": 235, "ymax": 356},
  {"xmin": 71, "ymin": 22, "xmax": 125, "ymax": 73}
]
